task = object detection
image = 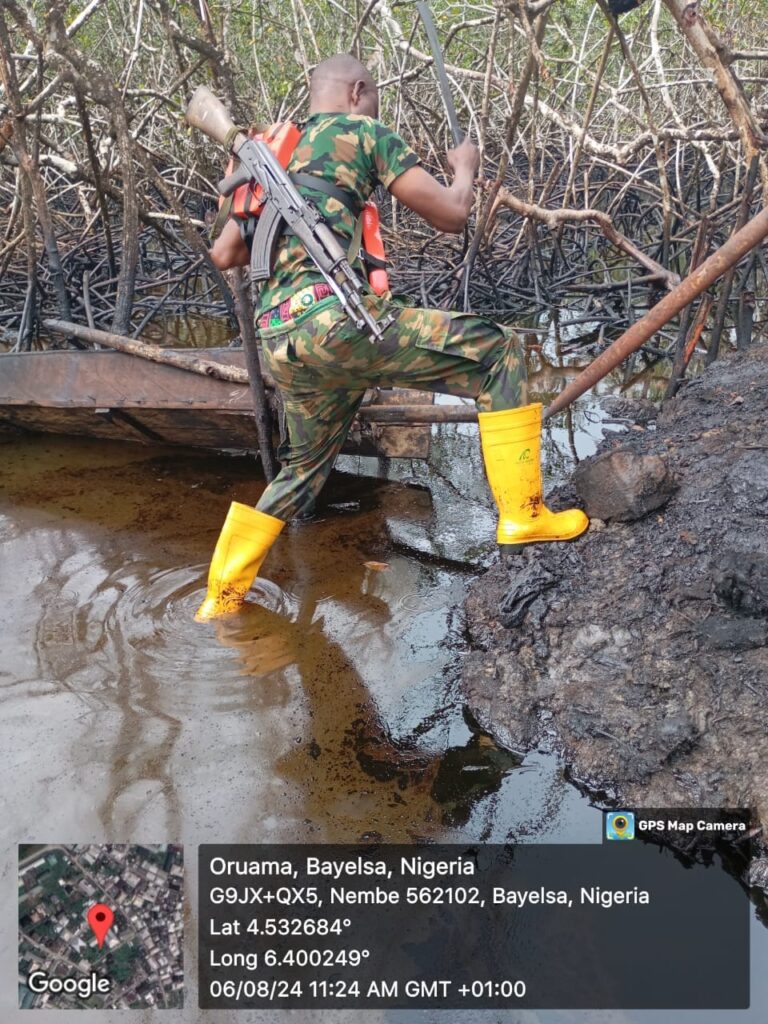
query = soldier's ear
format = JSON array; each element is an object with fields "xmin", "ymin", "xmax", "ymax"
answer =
[{"xmin": 350, "ymin": 79, "xmax": 365, "ymax": 108}]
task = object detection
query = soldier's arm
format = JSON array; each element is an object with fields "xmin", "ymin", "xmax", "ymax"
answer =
[
  {"xmin": 209, "ymin": 217, "xmax": 250, "ymax": 270},
  {"xmin": 389, "ymin": 138, "xmax": 480, "ymax": 234}
]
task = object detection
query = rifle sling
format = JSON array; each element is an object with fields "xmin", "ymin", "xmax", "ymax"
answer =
[
  {"xmin": 239, "ymin": 172, "xmax": 386, "ymax": 273},
  {"xmin": 290, "ymin": 172, "xmax": 363, "ymax": 218},
  {"xmin": 209, "ymin": 192, "xmax": 233, "ymax": 242},
  {"xmin": 290, "ymin": 173, "xmax": 375, "ymax": 265}
]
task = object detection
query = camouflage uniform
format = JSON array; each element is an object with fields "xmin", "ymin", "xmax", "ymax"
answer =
[{"xmin": 247, "ymin": 113, "xmax": 528, "ymax": 522}]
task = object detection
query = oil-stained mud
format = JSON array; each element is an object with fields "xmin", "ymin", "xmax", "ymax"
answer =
[{"xmin": 462, "ymin": 343, "xmax": 768, "ymax": 890}]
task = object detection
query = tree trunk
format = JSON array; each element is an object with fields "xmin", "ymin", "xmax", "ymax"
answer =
[{"xmin": 662, "ymin": 0, "xmax": 768, "ymax": 193}]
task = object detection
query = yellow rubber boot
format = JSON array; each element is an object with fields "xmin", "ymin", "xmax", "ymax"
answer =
[
  {"xmin": 478, "ymin": 403, "xmax": 589, "ymax": 546},
  {"xmin": 194, "ymin": 502, "xmax": 285, "ymax": 622}
]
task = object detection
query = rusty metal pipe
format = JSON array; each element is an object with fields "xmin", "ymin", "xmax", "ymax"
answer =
[{"xmin": 544, "ymin": 204, "xmax": 768, "ymax": 420}]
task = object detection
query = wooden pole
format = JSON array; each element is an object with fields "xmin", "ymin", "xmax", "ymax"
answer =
[
  {"xmin": 355, "ymin": 405, "xmax": 477, "ymax": 424},
  {"xmin": 231, "ymin": 269, "xmax": 278, "ymax": 480},
  {"xmin": 43, "ymin": 318, "xmax": 251, "ymax": 384},
  {"xmin": 544, "ymin": 203, "xmax": 768, "ymax": 420}
]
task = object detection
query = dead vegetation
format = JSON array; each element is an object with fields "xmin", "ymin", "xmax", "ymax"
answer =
[{"xmin": 0, "ymin": 0, "xmax": 767, "ymax": 372}]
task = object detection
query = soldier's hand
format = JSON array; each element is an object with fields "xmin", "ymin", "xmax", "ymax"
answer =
[{"xmin": 446, "ymin": 138, "xmax": 480, "ymax": 178}]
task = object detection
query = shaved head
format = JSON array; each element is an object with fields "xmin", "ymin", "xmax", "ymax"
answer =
[
  {"xmin": 309, "ymin": 54, "xmax": 378, "ymax": 118},
  {"xmin": 311, "ymin": 54, "xmax": 372, "ymax": 93}
]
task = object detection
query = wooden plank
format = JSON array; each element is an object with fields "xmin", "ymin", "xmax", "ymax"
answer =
[
  {"xmin": 359, "ymin": 388, "xmax": 434, "ymax": 459},
  {"xmin": 0, "ymin": 348, "xmax": 253, "ymax": 410},
  {"xmin": 0, "ymin": 404, "xmax": 427, "ymax": 458},
  {"xmin": 0, "ymin": 349, "xmax": 435, "ymax": 458},
  {"xmin": 0, "ymin": 406, "xmax": 259, "ymax": 449}
]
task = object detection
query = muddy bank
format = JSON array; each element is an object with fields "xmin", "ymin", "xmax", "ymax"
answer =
[{"xmin": 461, "ymin": 342, "xmax": 768, "ymax": 888}]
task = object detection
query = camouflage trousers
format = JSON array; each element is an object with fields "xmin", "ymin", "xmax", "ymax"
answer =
[{"xmin": 256, "ymin": 292, "xmax": 528, "ymax": 521}]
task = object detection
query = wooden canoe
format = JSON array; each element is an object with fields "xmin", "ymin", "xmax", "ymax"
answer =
[{"xmin": 0, "ymin": 348, "xmax": 434, "ymax": 458}]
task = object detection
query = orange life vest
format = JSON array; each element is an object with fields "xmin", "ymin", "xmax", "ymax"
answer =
[
  {"xmin": 218, "ymin": 121, "xmax": 390, "ymax": 296},
  {"xmin": 221, "ymin": 122, "xmax": 301, "ymax": 221}
]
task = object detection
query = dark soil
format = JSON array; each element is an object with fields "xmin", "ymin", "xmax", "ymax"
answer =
[{"xmin": 461, "ymin": 342, "xmax": 768, "ymax": 889}]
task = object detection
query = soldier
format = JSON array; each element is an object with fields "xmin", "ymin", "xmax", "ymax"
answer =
[{"xmin": 195, "ymin": 54, "xmax": 588, "ymax": 622}]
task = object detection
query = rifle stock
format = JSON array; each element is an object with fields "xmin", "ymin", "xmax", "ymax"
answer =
[{"xmin": 185, "ymin": 86, "xmax": 236, "ymax": 146}]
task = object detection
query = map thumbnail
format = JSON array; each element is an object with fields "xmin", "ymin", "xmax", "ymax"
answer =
[{"xmin": 19, "ymin": 844, "xmax": 183, "ymax": 1009}]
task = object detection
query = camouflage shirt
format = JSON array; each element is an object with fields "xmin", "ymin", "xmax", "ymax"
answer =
[{"xmin": 252, "ymin": 113, "xmax": 420, "ymax": 315}]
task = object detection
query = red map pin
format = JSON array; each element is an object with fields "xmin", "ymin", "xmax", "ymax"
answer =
[{"xmin": 87, "ymin": 903, "xmax": 114, "ymax": 949}]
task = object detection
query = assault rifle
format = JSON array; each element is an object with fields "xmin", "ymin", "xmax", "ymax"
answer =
[{"xmin": 185, "ymin": 86, "xmax": 391, "ymax": 344}]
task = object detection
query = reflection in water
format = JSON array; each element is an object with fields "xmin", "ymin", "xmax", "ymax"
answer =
[
  {"xmin": 2, "ymin": 434, "xmax": 765, "ymax": 1024},
  {"xmin": 211, "ymin": 562, "xmax": 524, "ymax": 840},
  {"xmin": 0, "ymin": 439, "xmax": 590, "ymax": 847}
]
